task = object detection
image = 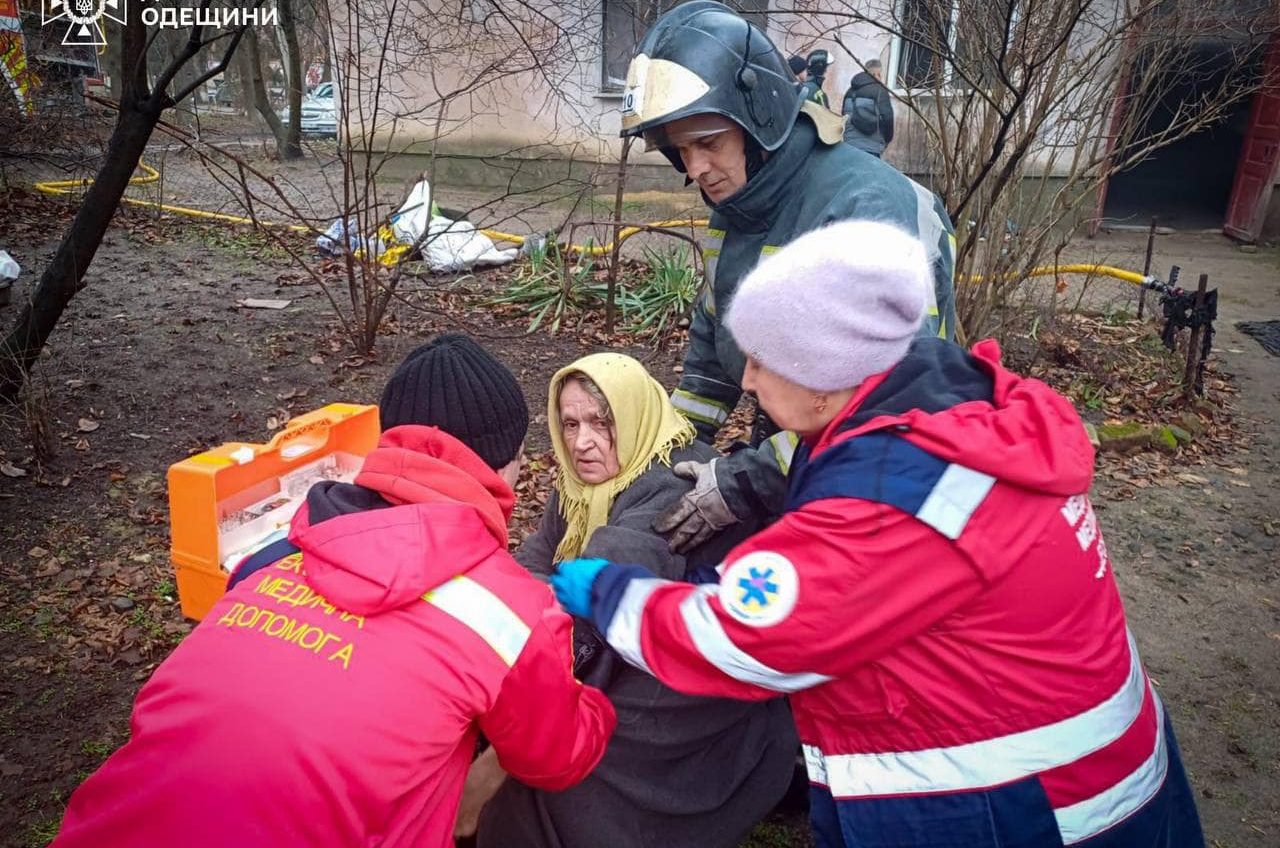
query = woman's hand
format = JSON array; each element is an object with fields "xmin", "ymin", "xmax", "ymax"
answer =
[
  {"xmin": 454, "ymin": 747, "xmax": 507, "ymax": 840},
  {"xmin": 551, "ymin": 558, "xmax": 611, "ymax": 617}
]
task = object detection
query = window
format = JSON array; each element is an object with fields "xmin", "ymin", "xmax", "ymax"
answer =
[
  {"xmin": 601, "ymin": 0, "xmax": 769, "ymax": 92},
  {"xmin": 891, "ymin": 0, "xmax": 1010, "ymax": 91},
  {"xmin": 893, "ymin": 0, "xmax": 956, "ymax": 89}
]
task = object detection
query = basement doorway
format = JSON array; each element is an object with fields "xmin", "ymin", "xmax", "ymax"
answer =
[{"xmin": 1103, "ymin": 38, "xmax": 1266, "ymax": 231}]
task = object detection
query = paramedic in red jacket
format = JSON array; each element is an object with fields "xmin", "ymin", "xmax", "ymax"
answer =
[
  {"xmin": 552, "ymin": 223, "xmax": 1205, "ymax": 848},
  {"xmin": 53, "ymin": 334, "xmax": 616, "ymax": 848}
]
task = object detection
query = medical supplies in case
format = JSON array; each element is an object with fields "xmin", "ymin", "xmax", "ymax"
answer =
[{"xmin": 168, "ymin": 404, "xmax": 379, "ymax": 620}]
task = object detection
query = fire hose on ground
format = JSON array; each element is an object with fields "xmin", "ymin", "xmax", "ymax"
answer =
[
  {"xmin": 33, "ymin": 162, "xmax": 1172, "ymax": 292},
  {"xmin": 35, "ymin": 162, "xmax": 1218, "ymax": 394}
]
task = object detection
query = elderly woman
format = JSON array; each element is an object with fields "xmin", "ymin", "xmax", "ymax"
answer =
[
  {"xmin": 464, "ymin": 352, "xmax": 797, "ymax": 848},
  {"xmin": 552, "ymin": 222, "xmax": 1205, "ymax": 848}
]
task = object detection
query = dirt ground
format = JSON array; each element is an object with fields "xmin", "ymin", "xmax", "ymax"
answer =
[
  {"xmin": 119, "ymin": 129, "xmax": 705, "ymax": 246},
  {"xmin": 0, "ymin": 147, "xmax": 1278, "ymax": 847},
  {"xmin": 1066, "ymin": 230, "xmax": 1280, "ymax": 845}
]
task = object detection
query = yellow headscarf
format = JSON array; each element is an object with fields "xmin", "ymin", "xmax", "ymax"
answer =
[{"xmin": 548, "ymin": 353, "xmax": 696, "ymax": 563}]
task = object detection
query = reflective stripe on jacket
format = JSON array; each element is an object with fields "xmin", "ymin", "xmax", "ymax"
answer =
[
  {"xmin": 53, "ymin": 426, "xmax": 616, "ymax": 848},
  {"xmin": 593, "ymin": 339, "xmax": 1202, "ymax": 847}
]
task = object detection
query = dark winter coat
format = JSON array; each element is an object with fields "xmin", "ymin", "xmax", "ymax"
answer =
[
  {"xmin": 842, "ymin": 71, "xmax": 894, "ymax": 156},
  {"xmin": 673, "ymin": 112, "xmax": 956, "ymax": 518},
  {"xmin": 475, "ymin": 440, "xmax": 798, "ymax": 848},
  {"xmin": 798, "ymin": 78, "xmax": 829, "ymax": 107}
]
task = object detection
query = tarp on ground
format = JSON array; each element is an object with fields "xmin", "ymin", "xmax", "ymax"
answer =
[{"xmin": 389, "ymin": 179, "xmax": 517, "ymax": 273}]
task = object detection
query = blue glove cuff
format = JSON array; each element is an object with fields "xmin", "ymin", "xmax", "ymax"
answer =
[
  {"xmin": 590, "ymin": 563, "xmax": 661, "ymax": 634},
  {"xmin": 551, "ymin": 558, "xmax": 611, "ymax": 618}
]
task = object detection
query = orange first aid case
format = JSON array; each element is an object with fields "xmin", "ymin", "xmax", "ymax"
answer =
[{"xmin": 167, "ymin": 403, "xmax": 380, "ymax": 621}]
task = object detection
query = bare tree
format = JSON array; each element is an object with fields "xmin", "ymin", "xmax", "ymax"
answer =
[
  {"xmin": 279, "ymin": 0, "xmax": 305, "ymax": 154},
  {"xmin": 241, "ymin": 24, "xmax": 291, "ymax": 151},
  {"xmin": 0, "ymin": 1, "xmax": 263, "ymax": 400},
  {"xmin": 779, "ymin": 0, "xmax": 1277, "ymax": 337},
  {"xmin": 277, "ymin": 0, "xmax": 305, "ymax": 157},
  {"xmin": 171, "ymin": 0, "xmax": 615, "ymax": 356},
  {"xmin": 317, "ymin": 0, "xmax": 610, "ymax": 352}
]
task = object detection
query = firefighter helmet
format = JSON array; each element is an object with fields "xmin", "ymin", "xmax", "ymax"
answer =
[{"xmin": 620, "ymin": 1, "xmax": 801, "ymax": 171}]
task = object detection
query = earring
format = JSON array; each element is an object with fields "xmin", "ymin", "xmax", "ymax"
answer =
[{"xmin": 813, "ymin": 394, "xmax": 828, "ymax": 415}]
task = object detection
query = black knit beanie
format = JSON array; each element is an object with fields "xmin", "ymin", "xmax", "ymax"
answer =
[{"xmin": 379, "ymin": 334, "xmax": 529, "ymax": 469}]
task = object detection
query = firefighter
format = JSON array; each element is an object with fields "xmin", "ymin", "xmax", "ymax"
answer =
[{"xmin": 619, "ymin": 1, "xmax": 958, "ymax": 549}]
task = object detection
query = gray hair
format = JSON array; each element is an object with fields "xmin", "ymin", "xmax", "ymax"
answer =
[
  {"xmin": 560, "ymin": 372, "xmax": 614, "ymax": 425},
  {"xmin": 865, "ymin": 58, "xmax": 882, "ymax": 71}
]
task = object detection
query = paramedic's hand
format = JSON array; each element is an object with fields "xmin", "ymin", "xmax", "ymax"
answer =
[
  {"xmin": 653, "ymin": 458, "xmax": 739, "ymax": 554},
  {"xmin": 454, "ymin": 747, "xmax": 506, "ymax": 841},
  {"xmin": 552, "ymin": 558, "xmax": 610, "ymax": 618}
]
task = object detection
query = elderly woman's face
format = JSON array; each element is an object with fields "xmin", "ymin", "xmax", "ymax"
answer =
[
  {"xmin": 559, "ymin": 380, "xmax": 622, "ymax": 484},
  {"xmin": 742, "ymin": 356, "xmax": 840, "ymax": 437}
]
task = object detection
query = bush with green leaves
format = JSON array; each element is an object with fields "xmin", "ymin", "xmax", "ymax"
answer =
[
  {"xmin": 628, "ymin": 245, "xmax": 700, "ymax": 336},
  {"xmin": 490, "ymin": 240, "xmax": 701, "ymax": 337},
  {"xmin": 488, "ymin": 240, "xmax": 602, "ymax": 334}
]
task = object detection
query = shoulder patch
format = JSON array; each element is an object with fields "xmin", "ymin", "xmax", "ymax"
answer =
[{"xmin": 719, "ymin": 551, "xmax": 798, "ymax": 627}]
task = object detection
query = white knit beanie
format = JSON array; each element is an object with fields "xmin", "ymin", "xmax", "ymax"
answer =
[{"xmin": 725, "ymin": 221, "xmax": 930, "ymax": 391}]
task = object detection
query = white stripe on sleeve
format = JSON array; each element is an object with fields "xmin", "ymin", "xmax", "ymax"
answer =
[
  {"xmin": 678, "ymin": 585, "xmax": 834, "ymax": 693},
  {"xmin": 604, "ymin": 578, "xmax": 664, "ymax": 675},
  {"xmin": 915, "ymin": 463, "xmax": 996, "ymax": 540}
]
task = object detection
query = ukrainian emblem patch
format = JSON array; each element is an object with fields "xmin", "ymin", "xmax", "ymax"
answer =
[{"xmin": 719, "ymin": 551, "xmax": 798, "ymax": 627}]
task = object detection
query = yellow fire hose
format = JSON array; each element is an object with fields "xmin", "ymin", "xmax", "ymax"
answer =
[
  {"xmin": 481, "ymin": 219, "xmax": 710, "ymax": 257},
  {"xmin": 33, "ymin": 164, "xmax": 1155, "ymax": 288},
  {"xmin": 969, "ymin": 263, "xmax": 1150, "ymax": 287},
  {"xmin": 34, "ymin": 163, "xmax": 312, "ymax": 232},
  {"xmin": 478, "ymin": 227, "xmax": 1155, "ymax": 289},
  {"xmin": 33, "ymin": 163, "xmax": 702, "ymax": 259}
]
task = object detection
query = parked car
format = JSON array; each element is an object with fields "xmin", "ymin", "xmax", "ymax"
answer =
[
  {"xmin": 210, "ymin": 80, "xmax": 237, "ymax": 107},
  {"xmin": 281, "ymin": 81, "xmax": 338, "ymax": 138}
]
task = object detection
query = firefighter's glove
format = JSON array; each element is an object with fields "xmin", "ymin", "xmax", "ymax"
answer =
[
  {"xmin": 652, "ymin": 458, "xmax": 740, "ymax": 554},
  {"xmin": 552, "ymin": 558, "xmax": 610, "ymax": 618}
]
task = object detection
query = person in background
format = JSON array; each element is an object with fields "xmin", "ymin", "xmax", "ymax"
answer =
[
  {"xmin": 802, "ymin": 49, "xmax": 832, "ymax": 107},
  {"xmin": 843, "ymin": 58, "xmax": 895, "ymax": 158},
  {"xmin": 789, "ymin": 52, "xmax": 828, "ymax": 106},
  {"xmin": 788, "ymin": 53, "xmax": 807, "ymax": 82},
  {"xmin": 52, "ymin": 334, "xmax": 616, "ymax": 848},
  {"xmin": 551, "ymin": 222, "xmax": 1205, "ymax": 848},
  {"xmin": 616, "ymin": 0, "xmax": 956, "ymax": 552},
  {"xmin": 461, "ymin": 353, "xmax": 797, "ymax": 848}
]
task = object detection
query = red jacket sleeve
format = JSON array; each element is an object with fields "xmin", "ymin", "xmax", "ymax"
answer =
[
  {"xmin": 593, "ymin": 499, "xmax": 984, "ymax": 700},
  {"xmin": 480, "ymin": 606, "xmax": 616, "ymax": 791}
]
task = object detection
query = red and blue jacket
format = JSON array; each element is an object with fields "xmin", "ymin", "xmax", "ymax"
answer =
[
  {"xmin": 54, "ymin": 426, "xmax": 615, "ymax": 848},
  {"xmin": 588, "ymin": 338, "xmax": 1204, "ymax": 847}
]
